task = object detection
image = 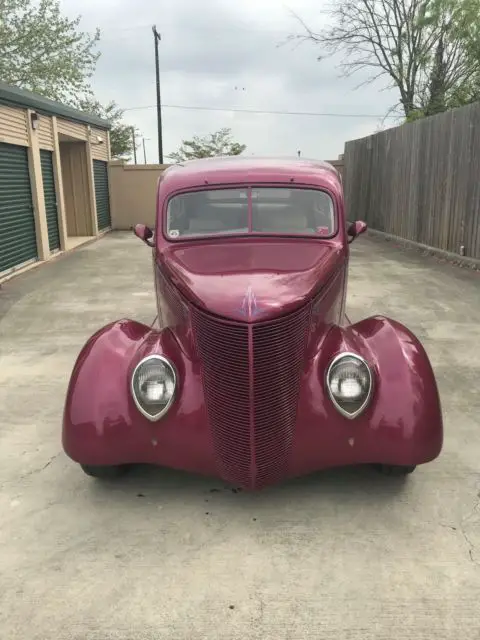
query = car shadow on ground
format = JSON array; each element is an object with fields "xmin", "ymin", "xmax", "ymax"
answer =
[{"xmin": 84, "ymin": 462, "xmax": 411, "ymax": 512}]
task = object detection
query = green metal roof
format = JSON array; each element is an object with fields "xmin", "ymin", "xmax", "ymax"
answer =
[{"xmin": 0, "ymin": 82, "xmax": 111, "ymax": 130}]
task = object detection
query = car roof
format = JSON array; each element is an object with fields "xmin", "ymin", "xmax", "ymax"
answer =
[{"xmin": 159, "ymin": 156, "xmax": 342, "ymax": 196}]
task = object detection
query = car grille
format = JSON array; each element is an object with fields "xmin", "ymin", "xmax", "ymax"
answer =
[
  {"xmin": 157, "ymin": 269, "xmax": 189, "ymax": 327},
  {"xmin": 191, "ymin": 304, "xmax": 311, "ymax": 489}
]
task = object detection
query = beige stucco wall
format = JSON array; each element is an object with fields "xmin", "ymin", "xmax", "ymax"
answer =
[{"xmin": 108, "ymin": 162, "xmax": 170, "ymax": 229}]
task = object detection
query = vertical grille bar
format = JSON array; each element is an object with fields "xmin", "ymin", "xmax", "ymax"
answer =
[{"xmin": 157, "ymin": 270, "xmax": 189, "ymax": 328}]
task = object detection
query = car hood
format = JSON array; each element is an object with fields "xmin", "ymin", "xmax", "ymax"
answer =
[{"xmin": 160, "ymin": 240, "xmax": 344, "ymax": 322}]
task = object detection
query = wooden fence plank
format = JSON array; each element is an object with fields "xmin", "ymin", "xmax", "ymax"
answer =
[
  {"xmin": 344, "ymin": 101, "xmax": 480, "ymax": 260},
  {"xmin": 464, "ymin": 105, "xmax": 480, "ymax": 259}
]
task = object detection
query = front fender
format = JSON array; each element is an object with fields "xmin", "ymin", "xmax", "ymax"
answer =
[
  {"xmin": 345, "ymin": 316, "xmax": 443, "ymax": 462},
  {"xmin": 292, "ymin": 315, "xmax": 443, "ymax": 471},
  {"xmin": 62, "ymin": 319, "xmax": 214, "ymax": 472}
]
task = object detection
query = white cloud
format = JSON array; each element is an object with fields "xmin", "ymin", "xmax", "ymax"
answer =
[{"xmin": 61, "ymin": 0, "xmax": 400, "ymax": 162}]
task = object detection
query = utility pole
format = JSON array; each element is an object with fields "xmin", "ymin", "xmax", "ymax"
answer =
[
  {"xmin": 131, "ymin": 127, "xmax": 137, "ymax": 164},
  {"xmin": 142, "ymin": 138, "xmax": 147, "ymax": 164},
  {"xmin": 152, "ymin": 25, "xmax": 163, "ymax": 164}
]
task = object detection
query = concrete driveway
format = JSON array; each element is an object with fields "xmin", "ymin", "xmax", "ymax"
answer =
[{"xmin": 0, "ymin": 232, "xmax": 479, "ymax": 640}]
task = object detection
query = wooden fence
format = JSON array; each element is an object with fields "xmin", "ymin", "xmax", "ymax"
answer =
[{"xmin": 343, "ymin": 102, "xmax": 480, "ymax": 260}]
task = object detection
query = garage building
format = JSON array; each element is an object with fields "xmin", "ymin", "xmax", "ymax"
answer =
[{"xmin": 0, "ymin": 82, "xmax": 111, "ymax": 280}]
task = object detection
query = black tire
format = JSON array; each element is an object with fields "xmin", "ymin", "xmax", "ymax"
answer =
[
  {"xmin": 80, "ymin": 464, "xmax": 130, "ymax": 479},
  {"xmin": 373, "ymin": 464, "xmax": 416, "ymax": 476}
]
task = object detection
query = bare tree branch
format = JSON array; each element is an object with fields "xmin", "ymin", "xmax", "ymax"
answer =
[{"xmin": 286, "ymin": 0, "xmax": 480, "ymax": 120}]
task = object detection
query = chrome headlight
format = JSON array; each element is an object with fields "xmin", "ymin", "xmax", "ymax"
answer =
[
  {"xmin": 131, "ymin": 355, "xmax": 176, "ymax": 421},
  {"xmin": 326, "ymin": 352, "xmax": 373, "ymax": 419}
]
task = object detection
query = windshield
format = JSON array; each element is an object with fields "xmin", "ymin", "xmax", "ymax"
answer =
[{"xmin": 166, "ymin": 187, "xmax": 335, "ymax": 239}]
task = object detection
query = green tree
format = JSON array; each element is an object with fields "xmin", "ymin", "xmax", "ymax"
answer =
[
  {"xmin": 168, "ymin": 128, "xmax": 246, "ymax": 162},
  {"xmin": 78, "ymin": 99, "xmax": 139, "ymax": 160},
  {"xmin": 0, "ymin": 0, "xmax": 100, "ymax": 104},
  {"xmin": 291, "ymin": 0, "xmax": 480, "ymax": 121},
  {"xmin": 417, "ymin": 0, "xmax": 480, "ymax": 116}
]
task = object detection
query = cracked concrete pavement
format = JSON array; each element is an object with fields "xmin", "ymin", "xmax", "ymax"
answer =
[{"xmin": 0, "ymin": 232, "xmax": 479, "ymax": 639}]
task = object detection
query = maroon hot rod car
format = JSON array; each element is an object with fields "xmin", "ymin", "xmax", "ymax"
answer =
[{"xmin": 62, "ymin": 156, "xmax": 443, "ymax": 489}]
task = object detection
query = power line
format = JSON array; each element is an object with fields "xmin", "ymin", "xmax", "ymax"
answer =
[
  {"xmin": 122, "ymin": 103, "xmax": 397, "ymax": 119},
  {"xmin": 98, "ymin": 22, "xmax": 294, "ymax": 36}
]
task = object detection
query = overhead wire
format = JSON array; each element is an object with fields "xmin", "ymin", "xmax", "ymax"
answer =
[{"xmin": 122, "ymin": 104, "xmax": 397, "ymax": 119}]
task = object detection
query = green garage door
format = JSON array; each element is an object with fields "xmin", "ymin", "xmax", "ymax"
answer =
[
  {"xmin": 40, "ymin": 150, "xmax": 60, "ymax": 252},
  {"xmin": 0, "ymin": 143, "xmax": 37, "ymax": 273},
  {"xmin": 93, "ymin": 160, "xmax": 111, "ymax": 231}
]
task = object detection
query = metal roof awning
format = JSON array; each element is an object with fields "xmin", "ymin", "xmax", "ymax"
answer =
[{"xmin": 0, "ymin": 82, "xmax": 111, "ymax": 130}]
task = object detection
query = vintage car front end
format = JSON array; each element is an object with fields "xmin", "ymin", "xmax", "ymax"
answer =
[
  {"xmin": 62, "ymin": 157, "xmax": 443, "ymax": 489},
  {"xmin": 62, "ymin": 271, "xmax": 443, "ymax": 490}
]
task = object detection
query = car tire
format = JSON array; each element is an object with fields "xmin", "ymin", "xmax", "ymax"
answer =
[
  {"xmin": 373, "ymin": 464, "xmax": 416, "ymax": 476},
  {"xmin": 80, "ymin": 464, "xmax": 130, "ymax": 479}
]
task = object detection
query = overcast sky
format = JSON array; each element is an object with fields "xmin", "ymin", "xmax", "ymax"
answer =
[{"xmin": 61, "ymin": 0, "xmax": 401, "ymax": 163}]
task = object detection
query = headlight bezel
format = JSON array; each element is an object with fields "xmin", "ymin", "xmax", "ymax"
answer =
[
  {"xmin": 325, "ymin": 352, "xmax": 373, "ymax": 419},
  {"xmin": 130, "ymin": 354, "xmax": 177, "ymax": 422}
]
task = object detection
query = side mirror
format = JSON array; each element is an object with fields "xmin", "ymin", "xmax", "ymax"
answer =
[
  {"xmin": 133, "ymin": 223, "xmax": 154, "ymax": 247},
  {"xmin": 347, "ymin": 220, "xmax": 367, "ymax": 244}
]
